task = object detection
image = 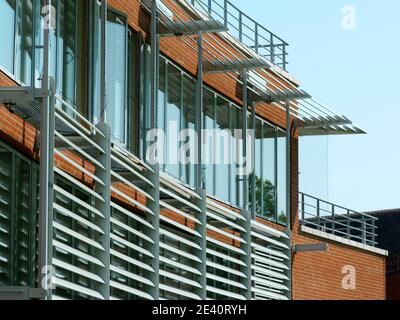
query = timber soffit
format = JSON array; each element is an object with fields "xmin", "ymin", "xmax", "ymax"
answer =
[{"xmin": 140, "ymin": 0, "xmax": 365, "ymax": 136}]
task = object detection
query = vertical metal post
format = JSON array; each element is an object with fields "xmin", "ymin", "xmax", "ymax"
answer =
[
  {"xmin": 270, "ymin": 33, "xmax": 275, "ymax": 65},
  {"xmin": 371, "ymin": 218, "xmax": 376, "ymax": 247},
  {"xmin": 38, "ymin": 0, "xmax": 54, "ymax": 300},
  {"xmin": 240, "ymin": 69, "xmax": 252, "ymax": 300},
  {"xmin": 347, "ymin": 209, "xmax": 351, "ymax": 240},
  {"xmin": 301, "ymin": 193, "xmax": 305, "ymax": 224},
  {"xmin": 331, "ymin": 204, "xmax": 335, "ymax": 236},
  {"xmin": 149, "ymin": 0, "xmax": 160, "ymax": 299},
  {"xmin": 285, "ymin": 101, "xmax": 292, "ymax": 300},
  {"xmin": 194, "ymin": 32, "xmax": 207, "ymax": 300},
  {"xmin": 238, "ymin": 12, "xmax": 243, "ymax": 42},
  {"xmin": 94, "ymin": 122, "xmax": 111, "ymax": 299},
  {"xmin": 254, "ymin": 23, "xmax": 259, "ymax": 54},
  {"xmin": 317, "ymin": 199, "xmax": 321, "ymax": 230},
  {"xmin": 100, "ymin": 0, "xmax": 107, "ymax": 123},
  {"xmin": 361, "ymin": 215, "xmax": 366, "ymax": 244},
  {"xmin": 223, "ymin": 0, "xmax": 228, "ymax": 27},
  {"xmin": 208, "ymin": 0, "xmax": 212, "ymax": 15},
  {"xmin": 282, "ymin": 43, "xmax": 287, "ymax": 70},
  {"xmin": 250, "ymin": 102, "xmax": 256, "ymax": 220}
]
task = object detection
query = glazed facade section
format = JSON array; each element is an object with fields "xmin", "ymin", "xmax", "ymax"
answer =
[{"xmin": 0, "ymin": 0, "xmax": 291, "ymax": 300}]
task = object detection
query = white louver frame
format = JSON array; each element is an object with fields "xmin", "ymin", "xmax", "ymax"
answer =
[
  {"xmin": 52, "ymin": 96, "xmax": 110, "ymax": 300},
  {"xmin": 109, "ymin": 145, "xmax": 158, "ymax": 300},
  {"xmin": 158, "ymin": 174, "xmax": 203, "ymax": 300},
  {"xmin": 42, "ymin": 91, "xmax": 291, "ymax": 300},
  {"xmin": 205, "ymin": 198, "xmax": 247, "ymax": 300},
  {"xmin": 250, "ymin": 221, "xmax": 290, "ymax": 300}
]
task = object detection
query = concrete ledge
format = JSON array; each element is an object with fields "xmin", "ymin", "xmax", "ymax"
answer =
[{"xmin": 300, "ymin": 225, "xmax": 388, "ymax": 256}]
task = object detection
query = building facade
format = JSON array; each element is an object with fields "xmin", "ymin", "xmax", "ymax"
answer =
[{"xmin": 0, "ymin": 0, "xmax": 387, "ymax": 300}]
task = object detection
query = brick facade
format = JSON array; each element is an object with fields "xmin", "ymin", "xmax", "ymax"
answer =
[{"xmin": 0, "ymin": 0, "xmax": 387, "ymax": 300}]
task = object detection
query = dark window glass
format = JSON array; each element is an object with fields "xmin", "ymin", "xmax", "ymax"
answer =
[
  {"xmin": 106, "ymin": 10, "xmax": 128, "ymax": 144},
  {"xmin": 277, "ymin": 129, "xmax": 287, "ymax": 224},
  {"xmin": 0, "ymin": 142, "xmax": 38, "ymax": 287}
]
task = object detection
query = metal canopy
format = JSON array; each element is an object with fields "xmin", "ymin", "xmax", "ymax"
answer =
[
  {"xmin": 295, "ymin": 115, "xmax": 351, "ymax": 128},
  {"xmin": 298, "ymin": 124, "xmax": 366, "ymax": 136},
  {"xmin": 203, "ymin": 58, "xmax": 270, "ymax": 73},
  {"xmin": 249, "ymin": 87, "xmax": 311, "ymax": 104},
  {"xmin": 158, "ymin": 19, "xmax": 227, "ymax": 37},
  {"xmin": 287, "ymin": 99, "xmax": 366, "ymax": 136}
]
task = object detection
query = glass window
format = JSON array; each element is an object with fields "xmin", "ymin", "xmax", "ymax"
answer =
[
  {"xmin": 128, "ymin": 30, "xmax": 140, "ymax": 154},
  {"xmin": 262, "ymin": 123, "xmax": 276, "ymax": 221},
  {"xmin": 0, "ymin": 0, "xmax": 16, "ymax": 74},
  {"xmin": 250, "ymin": 117, "xmax": 286, "ymax": 224},
  {"xmin": 15, "ymin": 0, "xmax": 34, "ymax": 85},
  {"xmin": 164, "ymin": 62, "xmax": 181, "ymax": 179},
  {"xmin": 215, "ymin": 97, "xmax": 231, "ymax": 203},
  {"xmin": 0, "ymin": 0, "xmax": 15, "ymax": 75},
  {"xmin": 181, "ymin": 74, "xmax": 196, "ymax": 186},
  {"xmin": 203, "ymin": 88, "xmax": 215, "ymax": 195},
  {"xmin": 0, "ymin": 141, "xmax": 39, "ymax": 287},
  {"xmin": 106, "ymin": 10, "xmax": 128, "ymax": 144},
  {"xmin": 277, "ymin": 129, "xmax": 287, "ymax": 224},
  {"xmin": 230, "ymin": 106, "xmax": 242, "ymax": 208}
]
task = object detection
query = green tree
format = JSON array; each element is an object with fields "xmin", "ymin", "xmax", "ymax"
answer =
[{"xmin": 253, "ymin": 176, "xmax": 276, "ymax": 220}]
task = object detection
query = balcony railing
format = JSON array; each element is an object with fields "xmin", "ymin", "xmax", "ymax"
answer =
[
  {"xmin": 299, "ymin": 192, "xmax": 378, "ymax": 247},
  {"xmin": 186, "ymin": 0, "xmax": 289, "ymax": 70}
]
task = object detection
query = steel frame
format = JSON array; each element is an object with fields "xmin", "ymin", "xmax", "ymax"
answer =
[{"xmin": 0, "ymin": 0, "xmax": 368, "ymax": 301}]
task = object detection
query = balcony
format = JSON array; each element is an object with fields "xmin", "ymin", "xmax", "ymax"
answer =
[
  {"xmin": 185, "ymin": 0, "xmax": 289, "ymax": 70},
  {"xmin": 299, "ymin": 192, "xmax": 378, "ymax": 247}
]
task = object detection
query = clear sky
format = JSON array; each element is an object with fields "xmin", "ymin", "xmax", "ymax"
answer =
[{"xmin": 231, "ymin": 0, "xmax": 400, "ymax": 212}]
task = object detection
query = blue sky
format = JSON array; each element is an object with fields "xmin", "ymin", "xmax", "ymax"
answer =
[{"xmin": 231, "ymin": 0, "xmax": 400, "ymax": 212}]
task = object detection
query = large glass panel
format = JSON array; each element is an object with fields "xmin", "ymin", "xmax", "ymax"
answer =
[
  {"xmin": 215, "ymin": 97, "xmax": 230, "ymax": 203},
  {"xmin": 0, "ymin": 147, "xmax": 12, "ymax": 286},
  {"xmin": 128, "ymin": 30, "xmax": 139, "ymax": 154},
  {"xmin": 230, "ymin": 106, "xmax": 242, "ymax": 208},
  {"xmin": 34, "ymin": 0, "xmax": 45, "ymax": 88},
  {"xmin": 203, "ymin": 88, "xmax": 215, "ymax": 195},
  {"xmin": 89, "ymin": 0, "xmax": 101, "ymax": 122},
  {"xmin": 262, "ymin": 123, "xmax": 276, "ymax": 221},
  {"xmin": 164, "ymin": 62, "xmax": 181, "ymax": 179},
  {"xmin": 56, "ymin": 0, "xmax": 77, "ymax": 105},
  {"xmin": 139, "ymin": 44, "xmax": 152, "ymax": 158},
  {"xmin": 15, "ymin": 0, "xmax": 33, "ymax": 85},
  {"xmin": 277, "ymin": 129, "xmax": 287, "ymax": 224},
  {"xmin": 157, "ymin": 57, "xmax": 166, "ymax": 170},
  {"xmin": 181, "ymin": 74, "xmax": 196, "ymax": 186},
  {"xmin": 254, "ymin": 119, "xmax": 262, "ymax": 214},
  {"xmin": 0, "ymin": 0, "xmax": 16, "ymax": 73},
  {"xmin": 106, "ymin": 10, "xmax": 128, "ymax": 144}
]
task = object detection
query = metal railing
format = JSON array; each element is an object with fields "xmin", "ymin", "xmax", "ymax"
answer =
[
  {"xmin": 187, "ymin": 0, "xmax": 289, "ymax": 70},
  {"xmin": 299, "ymin": 192, "xmax": 378, "ymax": 247}
]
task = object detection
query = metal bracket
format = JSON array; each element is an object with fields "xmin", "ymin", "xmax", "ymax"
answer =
[
  {"xmin": 158, "ymin": 20, "xmax": 228, "ymax": 37},
  {"xmin": 0, "ymin": 86, "xmax": 49, "ymax": 104},
  {"xmin": 203, "ymin": 58, "xmax": 270, "ymax": 74},
  {"xmin": 292, "ymin": 243, "xmax": 329, "ymax": 254}
]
